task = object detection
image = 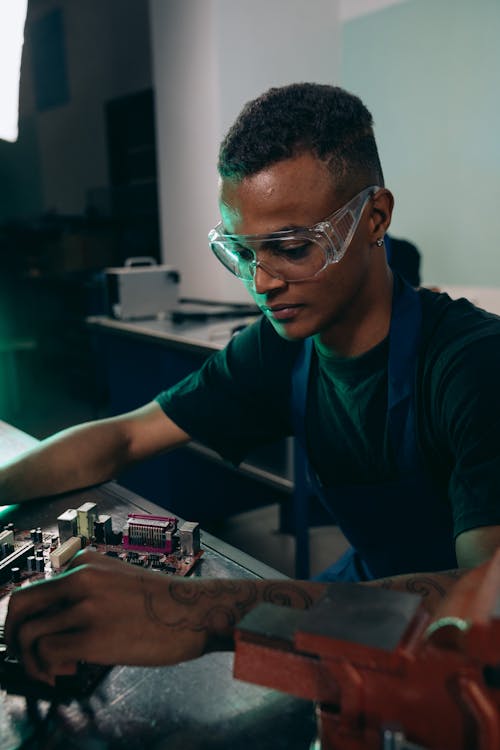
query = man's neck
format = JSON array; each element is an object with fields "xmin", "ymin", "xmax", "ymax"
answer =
[{"xmin": 315, "ymin": 266, "xmax": 394, "ymax": 359}]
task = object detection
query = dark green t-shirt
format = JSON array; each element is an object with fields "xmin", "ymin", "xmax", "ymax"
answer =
[{"xmin": 156, "ymin": 288, "xmax": 500, "ymax": 539}]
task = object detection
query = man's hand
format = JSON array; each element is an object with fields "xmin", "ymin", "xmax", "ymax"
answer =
[
  {"xmin": 5, "ymin": 549, "xmax": 323, "ymax": 686},
  {"xmin": 4, "ymin": 550, "xmax": 211, "ymax": 684}
]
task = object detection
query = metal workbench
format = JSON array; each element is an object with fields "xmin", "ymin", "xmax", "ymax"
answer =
[
  {"xmin": 86, "ymin": 312, "xmax": 253, "ymax": 357},
  {"xmin": 0, "ymin": 421, "xmax": 315, "ymax": 749},
  {"xmin": 86, "ymin": 314, "xmax": 294, "ymax": 515},
  {"xmin": 86, "ymin": 311, "xmax": 294, "ymax": 489}
]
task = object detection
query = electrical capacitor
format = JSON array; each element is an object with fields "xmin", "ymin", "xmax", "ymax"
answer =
[
  {"xmin": 35, "ymin": 557, "xmax": 45, "ymax": 573},
  {"xmin": 27, "ymin": 555, "xmax": 36, "ymax": 573},
  {"xmin": 11, "ymin": 567, "xmax": 21, "ymax": 583}
]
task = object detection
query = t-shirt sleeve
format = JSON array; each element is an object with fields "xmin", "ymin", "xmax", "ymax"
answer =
[
  {"xmin": 155, "ymin": 317, "xmax": 299, "ymax": 464},
  {"xmin": 448, "ymin": 373, "xmax": 500, "ymax": 538},
  {"xmin": 427, "ymin": 305, "xmax": 500, "ymax": 537}
]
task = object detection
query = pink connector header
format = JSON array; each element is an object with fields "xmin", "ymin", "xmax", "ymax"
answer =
[
  {"xmin": 127, "ymin": 513, "xmax": 177, "ymax": 524},
  {"xmin": 123, "ymin": 514, "xmax": 178, "ymax": 553}
]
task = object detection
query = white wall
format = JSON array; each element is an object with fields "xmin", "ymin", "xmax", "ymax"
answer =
[
  {"xmin": 150, "ymin": 0, "xmax": 341, "ymax": 302},
  {"xmin": 341, "ymin": 0, "xmax": 500, "ymax": 286},
  {"xmin": 149, "ymin": 0, "xmax": 228, "ymax": 300},
  {"xmin": 0, "ymin": 1, "xmax": 28, "ymax": 142}
]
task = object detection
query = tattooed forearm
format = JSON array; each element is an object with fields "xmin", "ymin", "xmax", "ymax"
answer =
[
  {"xmin": 376, "ymin": 575, "xmax": 446, "ymax": 598},
  {"xmin": 168, "ymin": 579, "xmax": 316, "ymax": 612},
  {"xmin": 440, "ymin": 569, "xmax": 465, "ymax": 580},
  {"xmin": 261, "ymin": 582, "xmax": 315, "ymax": 609},
  {"xmin": 144, "ymin": 590, "xmax": 239, "ymax": 634},
  {"xmin": 378, "ymin": 577, "xmax": 394, "ymax": 591},
  {"xmin": 168, "ymin": 579, "xmax": 258, "ymax": 609},
  {"xmin": 367, "ymin": 569, "xmax": 468, "ymax": 613},
  {"xmin": 142, "ymin": 578, "xmax": 323, "ymax": 642},
  {"xmin": 144, "ymin": 580, "xmax": 259, "ymax": 634},
  {"xmin": 404, "ymin": 576, "xmax": 447, "ymax": 598}
]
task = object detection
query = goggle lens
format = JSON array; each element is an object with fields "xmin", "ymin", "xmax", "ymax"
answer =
[
  {"xmin": 209, "ymin": 235, "xmax": 328, "ymax": 282},
  {"xmin": 209, "ymin": 185, "xmax": 379, "ymax": 283}
]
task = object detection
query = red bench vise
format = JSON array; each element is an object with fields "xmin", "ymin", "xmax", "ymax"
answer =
[{"xmin": 234, "ymin": 551, "xmax": 500, "ymax": 750}]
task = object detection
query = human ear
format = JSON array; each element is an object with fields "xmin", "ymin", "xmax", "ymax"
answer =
[{"xmin": 368, "ymin": 188, "xmax": 394, "ymax": 241}]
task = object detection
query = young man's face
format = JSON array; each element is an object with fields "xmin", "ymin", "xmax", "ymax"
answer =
[{"xmin": 219, "ymin": 151, "xmax": 378, "ymax": 344}]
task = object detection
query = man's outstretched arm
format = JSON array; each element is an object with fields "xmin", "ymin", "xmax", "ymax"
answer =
[
  {"xmin": 4, "ymin": 549, "xmax": 474, "ymax": 686},
  {"xmin": 6, "ymin": 525, "xmax": 500, "ymax": 683},
  {"xmin": 0, "ymin": 402, "xmax": 189, "ymax": 504}
]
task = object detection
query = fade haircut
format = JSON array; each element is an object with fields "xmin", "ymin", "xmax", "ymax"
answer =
[{"xmin": 218, "ymin": 83, "xmax": 384, "ymax": 199}]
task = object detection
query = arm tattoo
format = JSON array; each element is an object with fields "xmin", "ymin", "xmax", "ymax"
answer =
[
  {"xmin": 142, "ymin": 579, "xmax": 315, "ymax": 635},
  {"xmin": 143, "ymin": 579, "xmax": 259, "ymax": 634},
  {"xmin": 376, "ymin": 573, "xmax": 462, "ymax": 600},
  {"xmin": 404, "ymin": 576, "xmax": 447, "ymax": 599},
  {"xmin": 378, "ymin": 577, "xmax": 394, "ymax": 591},
  {"xmin": 440, "ymin": 569, "xmax": 464, "ymax": 580},
  {"xmin": 261, "ymin": 582, "xmax": 315, "ymax": 609},
  {"xmin": 168, "ymin": 579, "xmax": 257, "ymax": 608}
]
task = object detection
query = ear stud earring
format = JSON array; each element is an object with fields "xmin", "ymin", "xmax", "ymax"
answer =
[{"xmin": 376, "ymin": 238, "xmax": 384, "ymax": 247}]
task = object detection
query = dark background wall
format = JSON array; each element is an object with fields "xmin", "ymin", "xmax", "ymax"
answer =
[
  {"xmin": 0, "ymin": 0, "xmax": 152, "ymax": 222},
  {"xmin": 0, "ymin": 0, "xmax": 157, "ymax": 431}
]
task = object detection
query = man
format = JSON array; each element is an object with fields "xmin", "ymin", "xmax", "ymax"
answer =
[{"xmin": 3, "ymin": 83, "xmax": 500, "ymax": 685}]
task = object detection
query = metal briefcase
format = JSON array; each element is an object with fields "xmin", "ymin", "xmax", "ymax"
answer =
[{"xmin": 105, "ymin": 257, "xmax": 180, "ymax": 320}]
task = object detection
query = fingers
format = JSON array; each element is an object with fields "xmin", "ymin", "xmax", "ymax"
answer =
[
  {"xmin": 4, "ymin": 550, "xmax": 209, "ymax": 678},
  {"xmin": 5, "ymin": 556, "xmax": 114, "ymax": 658},
  {"xmin": 5, "ymin": 567, "xmax": 86, "ymax": 648},
  {"xmin": 67, "ymin": 548, "xmax": 135, "ymax": 574},
  {"xmin": 6, "ymin": 550, "xmax": 132, "ymax": 648},
  {"xmin": 5, "ymin": 554, "xmax": 142, "ymax": 682},
  {"xmin": 14, "ymin": 604, "xmax": 87, "ymax": 684},
  {"xmin": 7, "ymin": 563, "xmax": 119, "ymax": 684}
]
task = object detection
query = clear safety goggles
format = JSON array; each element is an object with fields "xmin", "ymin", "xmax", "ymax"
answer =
[{"xmin": 208, "ymin": 185, "xmax": 380, "ymax": 283}]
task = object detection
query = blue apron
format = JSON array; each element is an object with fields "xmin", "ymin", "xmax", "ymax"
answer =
[{"xmin": 291, "ymin": 277, "xmax": 457, "ymax": 581}]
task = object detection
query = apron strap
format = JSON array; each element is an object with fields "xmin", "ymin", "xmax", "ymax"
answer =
[
  {"xmin": 291, "ymin": 337, "xmax": 314, "ymax": 578},
  {"xmin": 290, "ymin": 276, "xmax": 429, "ymax": 579},
  {"xmin": 387, "ymin": 277, "xmax": 423, "ymax": 470}
]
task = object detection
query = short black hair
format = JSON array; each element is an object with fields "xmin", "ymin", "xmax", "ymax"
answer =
[{"xmin": 218, "ymin": 83, "xmax": 384, "ymax": 198}]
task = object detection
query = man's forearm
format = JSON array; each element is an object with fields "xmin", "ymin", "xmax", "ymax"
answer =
[
  {"xmin": 0, "ymin": 419, "xmax": 131, "ymax": 504},
  {"xmin": 161, "ymin": 571, "xmax": 468, "ymax": 646},
  {"xmin": 4, "ymin": 553, "xmax": 471, "ymax": 679},
  {"xmin": 148, "ymin": 570, "xmax": 467, "ymax": 653},
  {"xmin": 144, "ymin": 577, "xmax": 327, "ymax": 654},
  {"xmin": 167, "ymin": 578, "xmax": 326, "ymax": 631},
  {"xmin": 365, "ymin": 568, "xmax": 467, "ymax": 613}
]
